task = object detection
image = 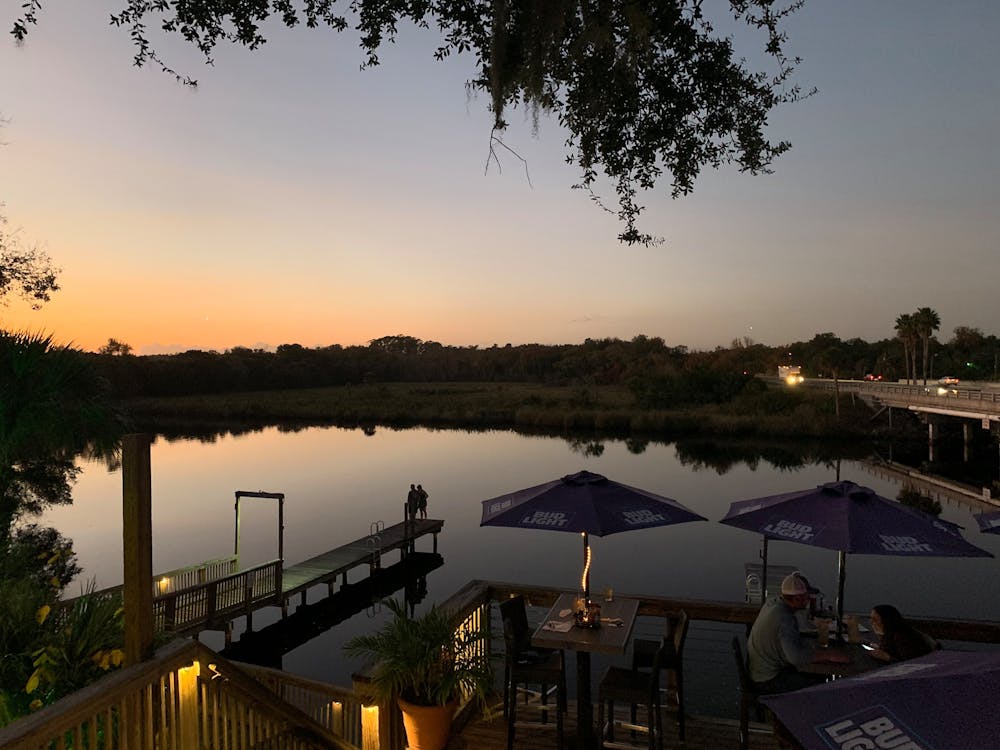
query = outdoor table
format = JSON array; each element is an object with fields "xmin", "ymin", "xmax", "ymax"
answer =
[
  {"xmin": 798, "ymin": 642, "xmax": 884, "ymax": 678},
  {"xmin": 532, "ymin": 592, "xmax": 640, "ymax": 748}
]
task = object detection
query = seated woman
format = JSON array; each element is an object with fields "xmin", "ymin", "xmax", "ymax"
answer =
[{"xmin": 869, "ymin": 604, "xmax": 938, "ymax": 662}]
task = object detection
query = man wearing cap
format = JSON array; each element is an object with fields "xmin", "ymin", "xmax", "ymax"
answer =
[{"xmin": 747, "ymin": 572, "xmax": 850, "ymax": 693}]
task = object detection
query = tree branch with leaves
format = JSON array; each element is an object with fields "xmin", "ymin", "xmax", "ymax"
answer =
[
  {"xmin": 0, "ymin": 211, "xmax": 59, "ymax": 313},
  {"xmin": 11, "ymin": 0, "xmax": 812, "ymax": 245}
]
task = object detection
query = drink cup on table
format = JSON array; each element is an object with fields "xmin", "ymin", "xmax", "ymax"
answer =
[
  {"xmin": 845, "ymin": 615, "xmax": 861, "ymax": 644},
  {"xmin": 815, "ymin": 617, "xmax": 831, "ymax": 647}
]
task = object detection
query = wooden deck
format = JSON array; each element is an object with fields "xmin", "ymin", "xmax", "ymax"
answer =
[{"xmin": 446, "ymin": 698, "xmax": 781, "ymax": 749}]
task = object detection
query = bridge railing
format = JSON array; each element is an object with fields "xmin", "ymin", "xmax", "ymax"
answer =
[{"xmin": 764, "ymin": 376, "xmax": 1000, "ymax": 409}]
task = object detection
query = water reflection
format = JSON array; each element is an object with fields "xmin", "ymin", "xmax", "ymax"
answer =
[
  {"xmin": 222, "ymin": 552, "xmax": 442, "ymax": 668},
  {"xmin": 39, "ymin": 424, "xmax": 1000, "ymax": 691}
]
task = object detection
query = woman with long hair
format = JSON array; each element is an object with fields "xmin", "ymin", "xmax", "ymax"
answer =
[{"xmin": 869, "ymin": 604, "xmax": 938, "ymax": 662}]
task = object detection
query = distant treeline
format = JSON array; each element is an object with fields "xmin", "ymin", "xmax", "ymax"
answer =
[{"xmin": 87, "ymin": 330, "xmax": 1000, "ymax": 401}]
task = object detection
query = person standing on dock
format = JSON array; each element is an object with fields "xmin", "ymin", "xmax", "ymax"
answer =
[
  {"xmin": 417, "ymin": 484, "xmax": 429, "ymax": 519},
  {"xmin": 406, "ymin": 484, "xmax": 420, "ymax": 521}
]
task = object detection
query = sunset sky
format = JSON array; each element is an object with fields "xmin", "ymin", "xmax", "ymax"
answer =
[{"xmin": 2, "ymin": 1, "xmax": 998, "ymax": 354}]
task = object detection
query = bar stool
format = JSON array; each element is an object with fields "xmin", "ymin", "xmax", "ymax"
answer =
[
  {"xmin": 499, "ymin": 596, "xmax": 566, "ymax": 749},
  {"xmin": 597, "ymin": 636, "xmax": 667, "ymax": 750},
  {"xmin": 631, "ymin": 610, "xmax": 689, "ymax": 740},
  {"xmin": 731, "ymin": 636, "xmax": 766, "ymax": 750}
]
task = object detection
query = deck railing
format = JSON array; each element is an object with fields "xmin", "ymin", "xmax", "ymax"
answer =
[
  {"xmin": 0, "ymin": 639, "xmax": 354, "ymax": 750},
  {"xmin": 9, "ymin": 579, "xmax": 999, "ymax": 750},
  {"xmin": 236, "ymin": 663, "xmax": 369, "ymax": 748}
]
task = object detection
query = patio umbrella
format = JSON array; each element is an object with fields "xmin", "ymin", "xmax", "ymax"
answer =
[
  {"xmin": 973, "ymin": 510, "xmax": 1000, "ymax": 534},
  {"xmin": 480, "ymin": 470, "xmax": 706, "ymax": 601},
  {"xmin": 719, "ymin": 480, "xmax": 991, "ymax": 628},
  {"xmin": 760, "ymin": 650, "xmax": 1000, "ymax": 750}
]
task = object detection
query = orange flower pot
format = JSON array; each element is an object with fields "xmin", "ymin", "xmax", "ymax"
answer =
[{"xmin": 397, "ymin": 696, "xmax": 459, "ymax": 750}]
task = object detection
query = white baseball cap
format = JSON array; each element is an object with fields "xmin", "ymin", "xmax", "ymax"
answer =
[{"xmin": 780, "ymin": 573, "xmax": 808, "ymax": 596}]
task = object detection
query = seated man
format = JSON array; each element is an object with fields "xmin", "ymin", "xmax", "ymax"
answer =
[{"xmin": 747, "ymin": 572, "xmax": 850, "ymax": 694}]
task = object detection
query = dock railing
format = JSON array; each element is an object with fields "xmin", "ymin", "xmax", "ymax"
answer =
[
  {"xmin": 58, "ymin": 555, "xmax": 279, "ymax": 637},
  {"xmin": 154, "ymin": 554, "xmax": 239, "ymax": 594},
  {"xmin": 154, "ymin": 558, "xmax": 282, "ymax": 634}
]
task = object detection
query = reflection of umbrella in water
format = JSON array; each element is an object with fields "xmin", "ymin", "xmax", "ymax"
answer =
[
  {"xmin": 761, "ymin": 650, "xmax": 1000, "ymax": 750},
  {"xmin": 720, "ymin": 480, "xmax": 991, "ymax": 628},
  {"xmin": 480, "ymin": 470, "xmax": 706, "ymax": 600},
  {"xmin": 973, "ymin": 510, "xmax": 1000, "ymax": 535}
]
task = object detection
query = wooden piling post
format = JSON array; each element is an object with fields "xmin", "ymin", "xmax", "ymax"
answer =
[{"xmin": 122, "ymin": 433, "xmax": 154, "ymax": 665}]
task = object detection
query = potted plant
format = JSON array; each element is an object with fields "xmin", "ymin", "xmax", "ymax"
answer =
[{"xmin": 344, "ymin": 597, "xmax": 493, "ymax": 750}]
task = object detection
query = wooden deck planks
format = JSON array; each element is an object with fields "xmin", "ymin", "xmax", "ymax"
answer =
[
  {"xmin": 446, "ymin": 699, "xmax": 781, "ymax": 750},
  {"xmin": 281, "ymin": 519, "xmax": 443, "ymax": 599}
]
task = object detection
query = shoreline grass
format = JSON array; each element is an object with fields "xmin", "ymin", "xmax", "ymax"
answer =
[{"xmin": 123, "ymin": 382, "xmax": 882, "ymax": 440}]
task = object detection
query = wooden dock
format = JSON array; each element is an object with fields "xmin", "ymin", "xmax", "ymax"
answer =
[
  {"xmin": 223, "ymin": 551, "xmax": 444, "ymax": 665},
  {"xmin": 146, "ymin": 518, "xmax": 445, "ymax": 639},
  {"xmin": 281, "ymin": 518, "xmax": 444, "ymax": 609}
]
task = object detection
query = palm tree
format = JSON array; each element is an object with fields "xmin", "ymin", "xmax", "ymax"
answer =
[
  {"xmin": 894, "ymin": 314, "xmax": 919, "ymax": 384},
  {"xmin": 914, "ymin": 307, "xmax": 942, "ymax": 385},
  {"xmin": 0, "ymin": 331, "xmax": 126, "ymax": 539}
]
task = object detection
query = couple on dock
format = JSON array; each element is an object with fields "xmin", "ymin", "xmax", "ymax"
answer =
[{"xmin": 406, "ymin": 483, "xmax": 429, "ymax": 520}]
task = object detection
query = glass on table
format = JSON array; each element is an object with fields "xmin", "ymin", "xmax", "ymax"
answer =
[
  {"xmin": 814, "ymin": 617, "xmax": 831, "ymax": 647},
  {"xmin": 844, "ymin": 615, "xmax": 862, "ymax": 644}
]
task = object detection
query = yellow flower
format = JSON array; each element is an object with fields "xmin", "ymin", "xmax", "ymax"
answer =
[
  {"xmin": 36, "ymin": 604, "xmax": 51, "ymax": 625},
  {"xmin": 95, "ymin": 651, "xmax": 112, "ymax": 671},
  {"xmin": 91, "ymin": 650, "xmax": 114, "ymax": 670},
  {"xmin": 25, "ymin": 671, "xmax": 40, "ymax": 695},
  {"xmin": 49, "ymin": 577, "xmax": 61, "ymax": 589},
  {"xmin": 29, "ymin": 699, "xmax": 43, "ymax": 711},
  {"xmin": 109, "ymin": 649, "xmax": 125, "ymax": 667}
]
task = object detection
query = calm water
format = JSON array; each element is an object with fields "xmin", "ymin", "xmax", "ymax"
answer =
[{"xmin": 41, "ymin": 425, "xmax": 1000, "ymax": 708}]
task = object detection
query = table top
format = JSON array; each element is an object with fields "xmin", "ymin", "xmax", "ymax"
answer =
[
  {"xmin": 531, "ymin": 592, "xmax": 640, "ymax": 656},
  {"xmin": 798, "ymin": 642, "xmax": 883, "ymax": 678}
]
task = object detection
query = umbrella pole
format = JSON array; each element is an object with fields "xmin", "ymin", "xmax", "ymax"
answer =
[
  {"xmin": 836, "ymin": 551, "xmax": 847, "ymax": 640},
  {"xmin": 760, "ymin": 537, "xmax": 769, "ymax": 602},
  {"xmin": 581, "ymin": 532, "xmax": 591, "ymax": 602}
]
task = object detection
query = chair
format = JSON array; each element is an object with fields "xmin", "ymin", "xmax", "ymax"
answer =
[
  {"xmin": 731, "ymin": 636, "xmax": 766, "ymax": 750},
  {"xmin": 498, "ymin": 596, "xmax": 566, "ymax": 750},
  {"xmin": 597, "ymin": 636, "xmax": 667, "ymax": 750},
  {"xmin": 631, "ymin": 609, "xmax": 688, "ymax": 740}
]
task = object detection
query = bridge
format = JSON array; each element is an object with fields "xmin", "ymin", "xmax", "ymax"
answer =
[
  {"xmin": 765, "ymin": 376, "xmax": 1000, "ymax": 462},
  {"xmin": 767, "ymin": 376, "xmax": 1000, "ymax": 424}
]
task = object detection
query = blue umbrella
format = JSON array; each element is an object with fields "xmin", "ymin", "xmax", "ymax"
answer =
[
  {"xmin": 973, "ymin": 510, "xmax": 1000, "ymax": 535},
  {"xmin": 720, "ymin": 481, "xmax": 991, "ymax": 627},
  {"xmin": 480, "ymin": 470, "xmax": 706, "ymax": 600},
  {"xmin": 761, "ymin": 650, "xmax": 1000, "ymax": 750}
]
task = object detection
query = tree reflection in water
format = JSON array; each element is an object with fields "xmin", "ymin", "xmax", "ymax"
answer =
[{"xmin": 1, "ymin": 330, "xmax": 126, "ymax": 720}]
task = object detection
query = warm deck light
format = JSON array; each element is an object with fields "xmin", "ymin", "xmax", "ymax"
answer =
[
  {"xmin": 361, "ymin": 704, "xmax": 379, "ymax": 750},
  {"xmin": 330, "ymin": 701, "xmax": 344, "ymax": 735}
]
